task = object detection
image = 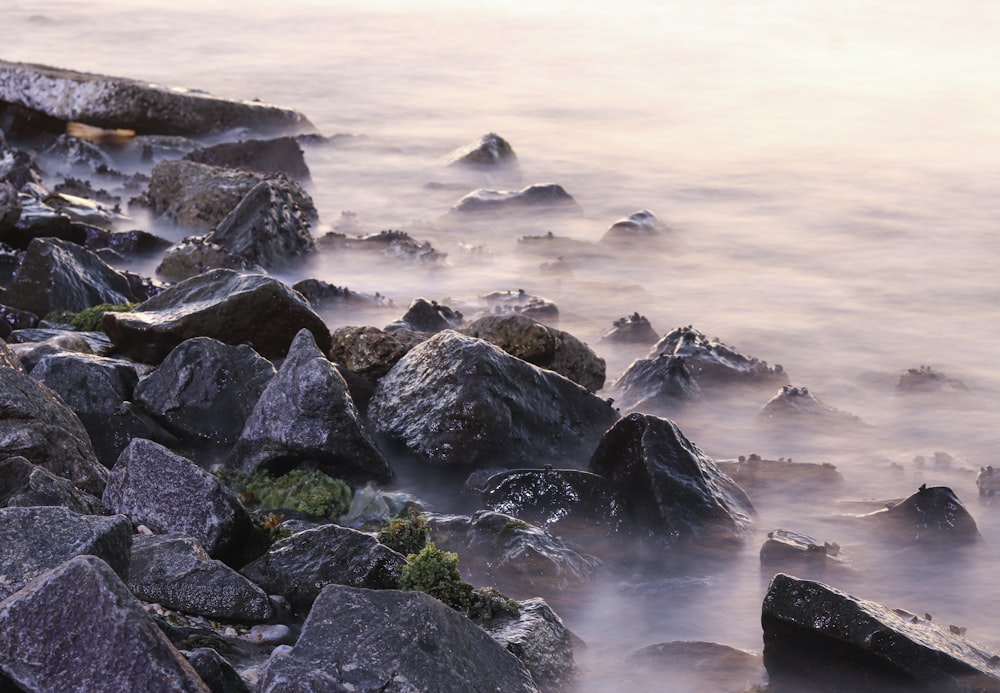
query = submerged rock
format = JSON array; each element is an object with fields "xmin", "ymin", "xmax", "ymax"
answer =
[
  {"xmin": 318, "ymin": 228, "xmax": 448, "ymax": 265},
  {"xmin": 446, "ymin": 132, "xmax": 518, "ymax": 170},
  {"xmin": 977, "ymin": 466, "xmax": 1000, "ymax": 497},
  {"xmin": 896, "ymin": 365, "xmax": 967, "ymax": 394},
  {"xmin": 758, "ymin": 384, "xmax": 869, "ymax": 430},
  {"xmin": 599, "ymin": 312, "xmax": 659, "ymax": 345},
  {"xmin": 0, "ymin": 456, "xmax": 104, "ymax": 513},
  {"xmin": 861, "ymin": 485, "xmax": 979, "ymax": 545},
  {"xmin": 183, "ymin": 136, "xmax": 310, "ymax": 179},
  {"xmin": 646, "ymin": 325, "xmax": 786, "ymax": 389},
  {"xmin": 716, "ymin": 454, "xmax": 845, "ymax": 498},
  {"xmin": 477, "ymin": 289, "xmax": 560, "ymax": 325},
  {"xmin": 599, "ymin": 209, "xmax": 669, "ymax": 244},
  {"xmin": 385, "ymin": 296, "xmax": 463, "ymax": 333},
  {"xmin": 293, "ymin": 278, "xmax": 394, "ymax": 313},
  {"xmin": 450, "ymin": 183, "xmax": 583, "ymax": 215},
  {"xmin": 627, "ymin": 641, "xmax": 766, "ymax": 693},
  {"xmin": 759, "ymin": 528, "xmax": 846, "ymax": 574}
]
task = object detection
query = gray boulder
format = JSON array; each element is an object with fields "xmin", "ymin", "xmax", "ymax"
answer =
[
  {"xmin": 646, "ymin": 325, "xmax": 786, "ymax": 389},
  {"xmin": 0, "ymin": 59, "xmax": 310, "ymax": 136},
  {"xmin": 368, "ymin": 331, "xmax": 619, "ymax": 469},
  {"xmin": 0, "ymin": 455, "xmax": 104, "ymax": 513},
  {"xmin": 157, "ymin": 236, "xmax": 261, "ymax": 281},
  {"xmin": 599, "ymin": 209, "xmax": 669, "ymax": 244},
  {"xmin": 129, "ymin": 533, "xmax": 273, "ymax": 622},
  {"xmin": 133, "ymin": 337, "xmax": 275, "ymax": 448},
  {"xmin": 0, "ymin": 505, "xmax": 132, "ymax": 601},
  {"xmin": 233, "ymin": 329, "xmax": 391, "ymax": 483},
  {"xmin": 257, "ymin": 585, "xmax": 539, "ymax": 693},
  {"xmin": 609, "ymin": 354, "xmax": 702, "ymax": 412},
  {"xmin": 861, "ymin": 485, "xmax": 979, "ymax": 545},
  {"xmin": 481, "ymin": 597, "xmax": 578, "ymax": 691},
  {"xmin": 103, "ymin": 269, "xmax": 332, "ymax": 363},
  {"xmin": 450, "ymin": 183, "xmax": 582, "ymax": 216},
  {"xmin": 758, "ymin": 384, "xmax": 870, "ymax": 430},
  {"xmin": 184, "ymin": 137, "xmax": 311, "ymax": 179},
  {"xmin": 385, "ymin": 297, "xmax": 463, "ymax": 333},
  {"xmin": 463, "ymin": 313, "xmax": 606, "ymax": 392},
  {"xmin": 146, "ymin": 159, "xmax": 264, "ymax": 230},
  {"xmin": 0, "ymin": 555, "xmax": 209, "ymax": 692},
  {"xmin": 102, "ymin": 438, "xmax": 254, "ymax": 564},
  {"xmin": 327, "ymin": 325, "xmax": 424, "ymax": 380},
  {"xmin": 446, "ymin": 132, "xmax": 518, "ymax": 170},
  {"xmin": 239, "ymin": 523, "xmax": 406, "ymax": 612},
  {"xmin": 599, "ymin": 312, "xmax": 659, "ymax": 345}
]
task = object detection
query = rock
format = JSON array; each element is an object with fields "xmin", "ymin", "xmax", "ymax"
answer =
[
  {"xmin": 588, "ymin": 413, "xmax": 755, "ymax": 549},
  {"xmin": 292, "ymin": 278, "xmax": 394, "ymax": 314},
  {"xmin": 449, "ymin": 183, "xmax": 582, "ymax": 215},
  {"xmin": 446, "ymin": 133, "xmax": 518, "ymax": 170},
  {"xmin": 232, "ymin": 329, "xmax": 392, "ymax": 483},
  {"xmin": 0, "ymin": 181, "xmax": 19, "ymax": 230},
  {"xmin": 599, "ymin": 209, "xmax": 669, "ymax": 244},
  {"xmin": 0, "ymin": 456, "xmax": 104, "ymax": 512},
  {"xmin": 183, "ymin": 648, "xmax": 251, "ymax": 693},
  {"xmin": 84, "ymin": 227, "xmax": 172, "ymax": 256},
  {"xmin": 368, "ymin": 330, "xmax": 620, "ymax": 469},
  {"xmin": 3, "ymin": 236, "xmax": 137, "ymax": 317},
  {"xmin": 129, "ymin": 533, "xmax": 273, "ymax": 622},
  {"xmin": 0, "ymin": 339, "xmax": 107, "ymax": 494},
  {"xmin": 716, "ymin": 454, "xmax": 845, "ymax": 498},
  {"xmin": 5, "ymin": 193, "xmax": 78, "ymax": 248},
  {"xmin": 977, "ymin": 466, "xmax": 1000, "ymax": 497},
  {"xmin": 477, "ymin": 289, "xmax": 560, "ymax": 325},
  {"xmin": 517, "ymin": 232, "xmax": 606, "ymax": 261},
  {"xmin": 103, "ymin": 269, "xmax": 332, "ymax": 363},
  {"xmin": 43, "ymin": 191, "xmax": 118, "ymax": 230},
  {"xmin": 758, "ymin": 384, "xmax": 869, "ymax": 430},
  {"xmin": 39, "ymin": 133, "xmax": 116, "ymax": 176},
  {"xmin": 481, "ymin": 597, "xmax": 577, "ymax": 691},
  {"xmin": 133, "ymin": 337, "xmax": 274, "ymax": 449},
  {"xmin": 340, "ymin": 484, "xmax": 423, "ymax": 529},
  {"xmin": 145, "ymin": 159, "xmax": 265, "ymax": 230},
  {"xmin": 599, "ymin": 312, "xmax": 659, "ymax": 345},
  {"xmin": 897, "ymin": 365, "xmax": 967, "ymax": 394},
  {"xmin": 0, "ymin": 506, "xmax": 132, "ymax": 600},
  {"xmin": 861, "ymin": 485, "xmax": 979, "ymax": 545},
  {"xmin": 256, "ymin": 585, "xmax": 539, "ymax": 693},
  {"xmin": 463, "ymin": 313, "xmax": 606, "ymax": 392},
  {"xmin": 608, "ymin": 354, "xmax": 702, "ymax": 413},
  {"xmin": 0, "ymin": 59, "xmax": 311, "ymax": 136},
  {"xmin": 318, "ymin": 229, "xmax": 447, "ymax": 265},
  {"xmin": 646, "ymin": 325, "xmax": 786, "ymax": 389},
  {"xmin": 184, "ymin": 137, "xmax": 310, "ymax": 179},
  {"xmin": 627, "ymin": 641, "xmax": 766, "ymax": 692},
  {"xmin": 102, "ymin": 438, "xmax": 255, "ymax": 564},
  {"xmin": 327, "ymin": 325, "xmax": 423, "ymax": 380},
  {"xmin": 239, "ymin": 524, "xmax": 406, "ymax": 612},
  {"xmin": 762, "ymin": 572, "xmax": 1000, "ymax": 692},
  {"xmin": 759, "ymin": 528, "xmax": 846, "ymax": 573},
  {"xmin": 156, "ymin": 236, "xmax": 260, "ymax": 281},
  {"xmin": 385, "ymin": 297, "xmax": 463, "ymax": 333}
]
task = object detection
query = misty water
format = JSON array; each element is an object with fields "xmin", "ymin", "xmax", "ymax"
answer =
[{"xmin": 8, "ymin": 1, "xmax": 1000, "ymax": 690}]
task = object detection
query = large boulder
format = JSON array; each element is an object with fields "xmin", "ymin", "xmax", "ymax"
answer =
[
  {"xmin": 184, "ymin": 137, "xmax": 311, "ymax": 179},
  {"xmin": 368, "ymin": 331, "xmax": 619, "ymax": 469},
  {"xmin": 3, "ymin": 236, "xmax": 137, "ymax": 316},
  {"xmin": 232, "ymin": 329, "xmax": 392, "ymax": 483},
  {"xmin": 0, "ymin": 59, "xmax": 311, "ymax": 136},
  {"xmin": 103, "ymin": 269, "xmax": 332, "ymax": 363},
  {"xmin": 463, "ymin": 313, "xmax": 606, "ymax": 392},
  {"xmin": 861, "ymin": 485, "xmax": 979, "ymax": 545},
  {"xmin": 762, "ymin": 572, "xmax": 1000, "ymax": 692},
  {"xmin": 0, "ymin": 555, "xmax": 210, "ymax": 692},
  {"xmin": 607, "ymin": 354, "xmax": 702, "ymax": 412},
  {"xmin": 481, "ymin": 597, "xmax": 578, "ymax": 691},
  {"xmin": 102, "ymin": 438, "xmax": 255, "ymax": 564},
  {"xmin": 256, "ymin": 585, "xmax": 539, "ymax": 693},
  {"xmin": 588, "ymin": 413, "xmax": 755, "ymax": 549},
  {"xmin": 646, "ymin": 325, "xmax": 786, "ymax": 389},
  {"xmin": 133, "ymin": 337, "xmax": 275, "ymax": 448},
  {"xmin": 0, "ymin": 456, "xmax": 104, "ymax": 512},
  {"xmin": 239, "ymin": 524, "xmax": 407, "ymax": 612},
  {"xmin": 146, "ymin": 159, "xmax": 264, "ymax": 230},
  {"xmin": 0, "ymin": 505, "xmax": 132, "ymax": 601}
]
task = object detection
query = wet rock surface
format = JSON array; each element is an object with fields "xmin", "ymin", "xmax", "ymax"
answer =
[
  {"xmin": 861, "ymin": 485, "xmax": 979, "ymax": 545},
  {"xmin": 759, "ymin": 384, "xmax": 870, "ymax": 430},
  {"xmin": 145, "ymin": 159, "xmax": 266, "ymax": 230},
  {"xmin": 599, "ymin": 312, "xmax": 659, "ymax": 345},
  {"xmin": 481, "ymin": 597, "xmax": 578, "ymax": 691},
  {"xmin": 759, "ymin": 528, "xmax": 847, "ymax": 574},
  {"xmin": 385, "ymin": 296, "xmax": 463, "ymax": 333},
  {"xmin": 327, "ymin": 324, "xmax": 424, "ymax": 380},
  {"xmin": 183, "ymin": 136, "xmax": 311, "ymax": 179},
  {"xmin": 0, "ymin": 456, "xmax": 104, "ymax": 512},
  {"xmin": 446, "ymin": 132, "xmax": 518, "ymax": 170},
  {"xmin": 183, "ymin": 647, "xmax": 251, "ymax": 693},
  {"xmin": 716, "ymin": 454, "xmax": 845, "ymax": 498},
  {"xmin": 646, "ymin": 325, "xmax": 786, "ymax": 389},
  {"xmin": 627, "ymin": 641, "xmax": 766, "ymax": 692},
  {"xmin": 608, "ymin": 353, "xmax": 702, "ymax": 412}
]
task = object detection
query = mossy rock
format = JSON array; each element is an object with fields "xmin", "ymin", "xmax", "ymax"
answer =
[
  {"xmin": 240, "ymin": 469, "xmax": 352, "ymax": 520},
  {"xmin": 377, "ymin": 512, "xmax": 430, "ymax": 556},
  {"xmin": 45, "ymin": 302, "xmax": 137, "ymax": 332}
]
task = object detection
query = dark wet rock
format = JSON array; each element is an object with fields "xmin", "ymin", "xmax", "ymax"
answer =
[
  {"xmin": 0, "ymin": 244, "xmax": 23, "ymax": 290},
  {"xmin": 861, "ymin": 485, "xmax": 979, "ymax": 545},
  {"xmin": 0, "ymin": 505, "xmax": 131, "ymax": 600},
  {"xmin": 588, "ymin": 413, "xmax": 755, "ymax": 548},
  {"xmin": 608, "ymin": 354, "xmax": 702, "ymax": 412},
  {"xmin": 103, "ymin": 438, "xmax": 255, "ymax": 564},
  {"xmin": 0, "ymin": 59, "xmax": 311, "ymax": 136},
  {"xmin": 897, "ymin": 365, "xmax": 968, "ymax": 394},
  {"xmin": 0, "ymin": 146, "xmax": 45, "ymax": 191},
  {"xmin": 476, "ymin": 289, "xmax": 560, "ymax": 325},
  {"xmin": 599, "ymin": 209, "xmax": 669, "ymax": 244},
  {"xmin": 129, "ymin": 533, "xmax": 273, "ymax": 622},
  {"xmin": 6, "ymin": 193, "xmax": 76, "ymax": 248},
  {"xmin": 481, "ymin": 597, "xmax": 577, "ymax": 691},
  {"xmin": 157, "ymin": 236, "xmax": 260, "ymax": 280},
  {"xmin": 599, "ymin": 312, "xmax": 659, "ymax": 344},
  {"xmin": 232, "ymin": 329, "xmax": 392, "ymax": 483},
  {"xmin": 0, "ymin": 181, "xmax": 19, "ymax": 230},
  {"xmin": 103, "ymin": 269, "xmax": 332, "ymax": 363},
  {"xmin": 121, "ymin": 134, "xmax": 201, "ymax": 166},
  {"xmin": 977, "ymin": 466, "xmax": 1000, "ymax": 497},
  {"xmin": 7, "ymin": 329, "xmax": 115, "ymax": 372},
  {"xmin": 0, "ymin": 339, "xmax": 106, "ymax": 494},
  {"xmin": 762, "ymin": 572, "xmax": 1000, "ymax": 692},
  {"xmin": 0, "ymin": 555, "xmax": 210, "ymax": 692},
  {"xmin": 3, "ymin": 236, "xmax": 137, "ymax": 316},
  {"xmin": 293, "ymin": 278, "xmax": 394, "ymax": 313},
  {"xmin": 183, "ymin": 648, "xmax": 251, "ymax": 693},
  {"xmin": 428, "ymin": 511, "xmax": 602, "ymax": 598},
  {"xmin": 369, "ymin": 330, "xmax": 619, "ymax": 469},
  {"xmin": 760, "ymin": 528, "xmax": 846, "ymax": 573},
  {"xmin": 239, "ymin": 524, "xmax": 406, "ymax": 612},
  {"xmin": 84, "ymin": 226, "xmax": 173, "ymax": 255},
  {"xmin": 450, "ymin": 183, "xmax": 582, "ymax": 215},
  {"xmin": 758, "ymin": 384, "xmax": 869, "ymax": 429},
  {"xmin": 52, "ymin": 175, "xmax": 121, "ymax": 205},
  {"xmin": 318, "ymin": 228, "xmax": 447, "ymax": 265},
  {"xmin": 257, "ymin": 584, "xmax": 539, "ymax": 693},
  {"xmin": 39, "ymin": 133, "xmax": 116, "ymax": 176},
  {"xmin": 184, "ymin": 137, "xmax": 310, "ymax": 180},
  {"xmin": 463, "ymin": 313, "xmax": 606, "ymax": 392},
  {"xmin": 327, "ymin": 325, "xmax": 424, "ymax": 380},
  {"xmin": 447, "ymin": 132, "xmax": 518, "ymax": 169},
  {"xmin": 627, "ymin": 641, "xmax": 766, "ymax": 692},
  {"xmin": 716, "ymin": 454, "xmax": 845, "ymax": 498},
  {"xmin": 647, "ymin": 325, "xmax": 786, "ymax": 389},
  {"xmin": 134, "ymin": 337, "xmax": 275, "ymax": 448},
  {"xmin": 385, "ymin": 296, "xmax": 463, "ymax": 333},
  {"xmin": 0, "ymin": 456, "xmax": 104, "ymax": 512},
  {"xmin": 145, "ymin": 159, "xmax": 265, "ymax": 230}
]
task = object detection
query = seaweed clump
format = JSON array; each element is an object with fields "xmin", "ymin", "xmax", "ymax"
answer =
[
  {"xmin": 240, "ymin": 469, "xmax": 352, "ymax": 520},
  {"xmin": 45, "ymin": 302, "xmax": 137, "ymax": 331}
]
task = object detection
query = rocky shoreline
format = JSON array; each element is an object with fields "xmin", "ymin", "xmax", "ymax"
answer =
[{"xmin": 0, "ymin": 60, "xmax": 997, "ymax": 692}]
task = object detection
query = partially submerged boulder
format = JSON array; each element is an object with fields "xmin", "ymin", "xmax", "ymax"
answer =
[
  {"xmin": 446, "ymin": 132, "xmax": 518, "ymax": 170},
  {"xmin": 646, "ymin": 325, "xmax": 786, "ymax": 389},
  {"xmin": 896, "ymin": 365, "xmax": 967, "ymax": 394},
  {"xmin": 759, "ymin": 528, "xmax": 846, "ymax": 574},
  {"xmin": 716, "ymin": 454, "xmax": 845, "ymax": 498},
  {"xmin": 861, "ymin": 485, "xmax": 979, "ymax": 545},
  {"xmin": 599, "ymin": 312, "xmax": 659, "ymax": 345},
  {"xmin": 385, "ymin": 296, "xmax": 463, "ymax": 333},
  {"xmin": 599, "ymin": 209, "xmax": 669, "ymax": 244},
  {"xmin": 758, "ymin": 384, "xmax": 870, "ymax": 430},
  {"xmin": 450, "ymin": 183, "xmax": 582, "ymax": 216},
  {"xmin": 183, "ymin": 137, "xmax": 310, "ymax": 179},
  {"xmin": 627, "ymin": 641, "xmax": 766, "ymax": 693}
]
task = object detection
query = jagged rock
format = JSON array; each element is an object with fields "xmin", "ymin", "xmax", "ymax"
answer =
[
  {"xmin": 129, "ymin": 533, "xmax": 273, "ymax": 622},
  {"xmin": 861, "ymin": 485, "xmax": 979, "ymax": 545},
  {"xmin": 897, "ymin": 365, "xmax": 967, "ymax": 394},
  {"xmin": 43, "ymin": 191, "xmax": 118, "ymax": 229},
  {"xmin": 647, "ymin": 325, "xmax": 786, "ymax": 389},
  {"xmin": 183, "ymin": 648, "xmax": 251, "ymax": 693},
  {"xmin": 762, "ymin": 572, "xmax": 1000, "ymax": 692},
  {"xmin": 463, "ymin": 313, "xmax": 606, "ymax": 392},
  {"xmin": 450, "ymin": 183, "xmax": 582, "ymax": 215},
  {"xmin": 0, "ymin": 506, "xmax": 132, "ymax": 600},
  {"xmin": 627, "ymin": 641, "xmax": 766, "ymax": 692},
  {"xmin": 716, "ymin": 454, "xmax": 844, "ymax": 498},
  {"xmin": 327, "ymin": 325, "xmax": 423, "ymax": 380},
  {"xmin": 588, "ymin": 413, "xmax": 755, "ymax": 549},
  {"xmin": 0, "ymin": 456, "xmax": 104, "ymax": 512},
  {"xmin": 599, "ymin": 209, "xmax": 669, "ymax": 244},
  {"xmin": 759, "ymin": 528, "xmax": 847, "ymax": 574},
  {"xmin": 232, "ymin": 329, "xmax": 392, "ymax": 483},
  {"xmin": 599, "ymin": 312, "xmax": 659, "ymax": 345},
  {"xmin": 157, "ymin": 236, "xmax": 260, "ymax": 281},
  {"xmin": 0, "ymin": 59, "xmax": 311, "ymax": 136},
  {"xmin": 608, "ymin": 354, "xmax": 702, "ymax": 412},
  {"xmin": 256, "ymin": 585, "xmax": 539, "ymax": 693},
  {"xmin": 5, "ymin": 193, "xmax": 77, "ymax": 248},
  {"xmin": 39, "ymin": 133, "xmax": 116, "ymax": 175},
  {"xmin": 481, "ymin": 597, "xmax": 577, "ymax": 691},
  {"xmin": 477, "ymin": 289, "xmax": 560, "ymax": 325},
  {"xmin": 3, "ymin": 236, "xmax": 137, "ymax": 317},
  {"xmin": 102, "ymin": 438, "xmax": 255, "ymax": 564},
  {"xmin": 239, "ymin": 524, "xmax": 406, "ymax": 612},
  {"xmin": 758, "ymin": 384, "xmax": 869, "ymax": 430},
  {"xmin": 84, "ymin": 227, "xmax": 172, "ymax": 256},
  {"xmin": 0, "ymin": 181, "xmax": 19, "ymax": 230},
  {"xmin": 385, "ymin": 297, "xmax": 463, "ymax": 333},
  {"xmin": 292, "ymin": 278, "xmax": 393, "ymax": 313},
  {"xmin": 318, "ymin": 229, "xmax": 447, "ymax": 265},
  {"xmin": 103, "ymin": 269, "xmax": 332, "ymax": 363},
  {"xmin": 145, "ymin": 159, "xmax": 264, "ymax": 230},
  {"xmin": 446, "ymin": 133, "xmax": 518, "ymax": 169},
  {"xmin": 0, "ymin": 555, "xmax": 210, "ymax": 692},
  {"xmin": 133, "ymin": 337, "xmax": 275, "ymax": 449},
  {"xmin": 368, "ymin": 330, "xmax": 619, "ymax": 469},
  {"xmin": 184, "ymin": 137, "xmax": 310, "ymax": 179}
]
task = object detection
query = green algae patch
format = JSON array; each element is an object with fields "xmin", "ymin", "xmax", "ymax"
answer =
[
  {"xmin": 46, "ymin": 302, "xmax": 138, "ymax": 332},
  {"xmin": 241, "ymin": 469, "xmax": 352, "ymax": 520}
]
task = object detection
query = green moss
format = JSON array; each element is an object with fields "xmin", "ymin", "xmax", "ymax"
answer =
[
  {"xmin": 468, "ymin": 586, "xmax": 520, "ymax": 622},
  {"xmin": 45, "ymin": 302, "xmax": 137, "ymax": 331},
  {"xmin": 241, "ymin": 469, "xmax": 352, "ymax": 520},
  {"xmin": 377, "ymin": 512, "xmax": 430, "ymax": 556}
]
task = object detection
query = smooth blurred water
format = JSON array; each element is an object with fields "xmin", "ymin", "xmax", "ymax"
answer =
[{"xmin": 8, "ymin": 1, "xmax": 1000, "ymax": 690}]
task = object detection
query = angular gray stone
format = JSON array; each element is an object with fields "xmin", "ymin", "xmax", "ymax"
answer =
[
  {"xmin": 482, "ymin": 598, "xmax": 577, "ymax": 692},
  {"xmin": 157, "ymin": 236, "xmax": 261, "ymax": 281},
  {"xmin": 0, "ymin": 505, "xmax": 131, "ymax": 601},
  {"xmin": 257, "ymin": 585, "xmax": 539, "ymax": 693},
  {"xmin": 0, "ymin": 181, "xmax": 19, "ymax": 229},
  {"xmin": 0, "ymin": 456, "xmax": 104, "ymax": 513},
  {"xmin": 233, "ymin": 329, "xmax": 391, "ymax": 483},
  {"xmin": 184, "ymin": 137, "xmax": 310, "ymax": 179},
  {"xmin": 0, "ymin": 555, "xmax": 209, "ymax": 692},
  {"xmin": 450, "ymin": 183, "xmax": 582, "ymax": 215},
  {"xmin": 0, "ymin": 59, "xmax": 311, "ymax": 136},
  {"xmin": 103, "ymin": 438, "xmax": 254, "ymax": 564},
  {"xmin": 183, "ymin": 648, "xmax": 251, "ymax": 693},
  {"xmin": 239, "ymin": 523, "xmax": 406, "ymax": 611},
  {"xmin": 758, "ymin": 384, "xmax": 870, "ymax": 430},
  {"xmin": 129, "ymin": 533, "xmax": 273, "ymax": 622},
  {"xmin": 609, "ymin": 353, "xmax": 702, "ymax": 412},
  {"xmin": 327, "ymin": 325, "xmax": 424, "ymax": 380},
  {"xmin": 146, "ymin": 159, "xmax": 265, "ymax": 230},
  {"xmin": 646, "ymin": 325, "xmax": 786, "ymax": 389}
]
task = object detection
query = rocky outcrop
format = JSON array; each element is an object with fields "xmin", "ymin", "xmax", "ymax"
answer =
[
  {"xmin": 861, "ymin": 485, "xmax": 979, "ymax": 545},
  {"xmin": 758, "ymin": 384, "xmax": 870, "ymax": 430},
  {"xmin": 0, "ymin": 456, "xmax": 104, "ymax": 512},
  {"xmin": 716, "ymin": 454, "xmax": 844, "ymax": 499},
  {"xmin": 145, "ymin": 159, "xmax": 264, "ymax": 230},
  {"xmin": 446, "ymin": 133, "xmax": 518, "ymax": 170},
  {"xmin": 599, "ymin": 209, "xmax": 669, "ymax": 244},
  {"xmin": 183, "ymin": 137, "xmax": 310, "ymax": 179},
  {"xmin": 646, "ymin": 325, "xmax": 786, "ymax": 389},
  {"xmin": 385, "ymin": 297, "xmax": 463, "ymax": 333},
  {"xmin": 450, "ymin": 183, "xmax": 582, "ymax": 215}
]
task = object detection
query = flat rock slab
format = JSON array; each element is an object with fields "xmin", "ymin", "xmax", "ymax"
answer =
[{"xmin": 0, "ymin": 60, "xmax": 311, "ymax": 136}]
